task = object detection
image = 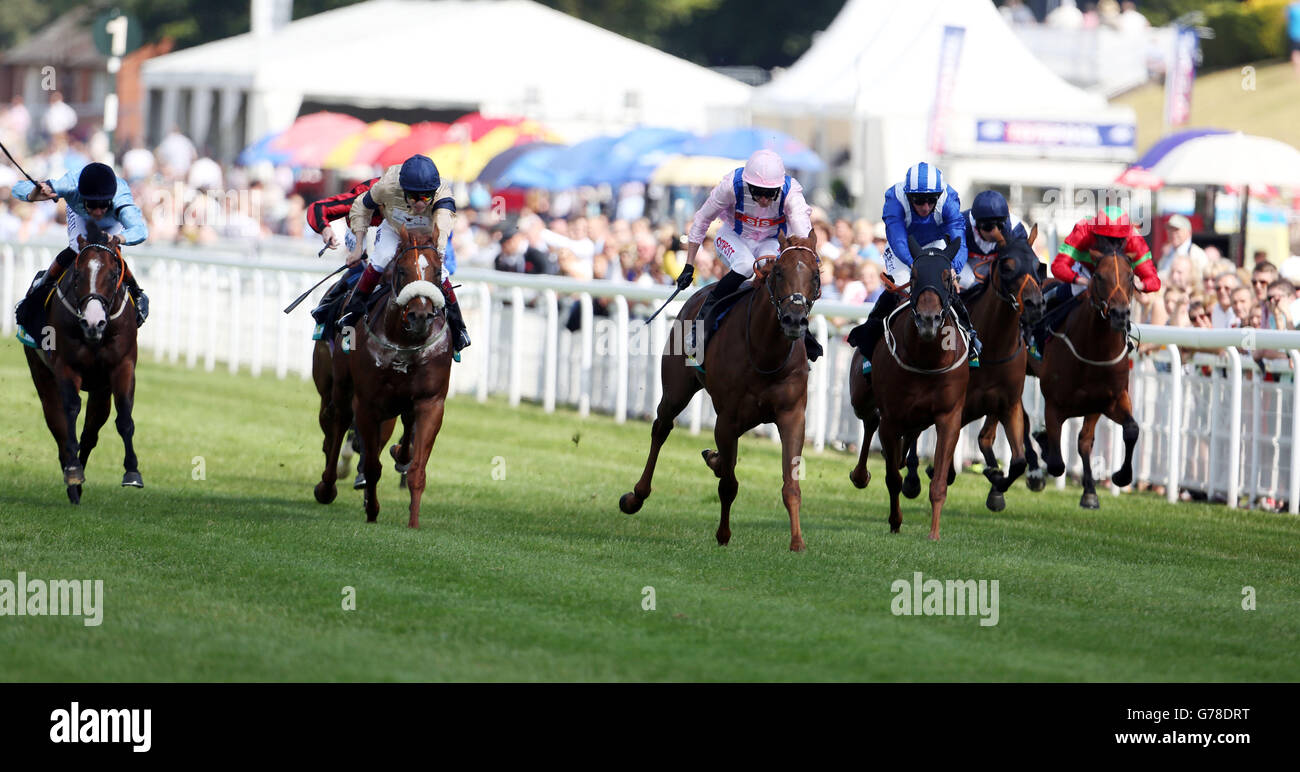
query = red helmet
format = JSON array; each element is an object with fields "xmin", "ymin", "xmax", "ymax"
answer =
[{"xmin": 1093, "ymin": 206, "xmax": 1132, "ymax": 238}]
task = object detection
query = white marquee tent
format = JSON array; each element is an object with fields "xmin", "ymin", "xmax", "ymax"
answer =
[
  {"xmin": 141, "ymin": 0, "xmax": 752, "ymax": 160},
  {"xmin": 752, "ymin": 0, "xmax": 1139, "ymax": 215}
]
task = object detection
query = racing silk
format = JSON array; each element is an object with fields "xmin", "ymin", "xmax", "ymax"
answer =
[
  {"xmin": 882, "ymin": 182, "xmax": 966, "ymax": 272},
  {"xmin": 307, "ymin": 178, "xmax": 383, "ymax": 234},
  {"xmin": 963, "ymin": 209, "xmax": 1028, "ymax": 262},
  {"xmin": 14, "ymin": 169, "xmax": 148, "ymax": 245},
  {"xmin": 688, "ymin": 168, "xmax": 812, "ymax": 244},
  {"xmin": 349, "ymin": 163, "xmax": 455, "ymax": 255},
  {"xmin": 1053, "ymin": 218, "xmax": 1159, "ymax": 292}
]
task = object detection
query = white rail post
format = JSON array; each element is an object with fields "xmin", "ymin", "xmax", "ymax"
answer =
[
  {"xmin": 185, "ymin": 265, "xmax": 201, "ymax": 369},
  {"xmin": 204, "ymin": 265, "xmax": 218, "ymax": 372},
  {"xmin": 1290, "ymin": 350, "xmax": 1300, "ymax": 515},
  {"xmin": 690, "ymin": 391, "xmax": 704, "ymax": 435},
  {"xmin": 477, "ymin": 283, "xmax": 491, "ymax": 403},
  {"xmin": 251, "ymin": 268, "xmax": 265, "ymax": 377},
  {"xmin": 275, "ymin": 271, "xmax": 290, "ymax": 379},
  {"xmin": 1249, "ymin": 366, "xmax": 1262, "ymax": 508},
  {"xmin": 1226, "ymin": 347, "xmax": 1243, "ymax": 509},
  {"xmin": 1, "ymin": 245, "xmax": 13, "ymax": 337},
  {"xmin": 649, "ymin": 304, "xmax": 665, "ymax": 420},
  {"xmin": 614, "ymin": 295, "xmax": 629, "ymax": 423},
  {"xmin": 814, "ymin": 315, "xmax": 830, "ymax": 452},
  {"xmin": 228, "ymin": 267, "xmax": 241, "ymax": 374},
  {"xmin": 579, "ymin": 292, "xmax": 594, "ymax": 417},
  {"xmin": 542, "ymin": 289, "xmax": 558, "ymax": 413},
  {"xmin": 509, "ymin": 286, "xmax": 524, "ymax": 407},
  {"xmin": 1167, "ymin": 344, "xmax": 1182, "ymax": 504}
]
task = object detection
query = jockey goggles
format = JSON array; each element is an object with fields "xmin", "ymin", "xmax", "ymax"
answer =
[
  {"xmin": 403, "ymin": 191, "xmax": 435, "ymax": 204},
  {"xmin": 84, "ymin": 198, "xmax": 113, "ymax": 211},
  {"xmin": 747, "ymin": 183, "xmax": 780, "ymax": 201},
  {"xmin": 976, "ymin": 219, "xmax": 1001, "ymax": 232},
  {"xmin": 908, "ymin": 193, "xmax": 939, "ymax": 206}
]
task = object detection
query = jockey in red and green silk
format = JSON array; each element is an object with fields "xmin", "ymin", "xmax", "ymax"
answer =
[{"xmin": 1050, "ymin": 206, "xmax": 1161, "ymax": 297}]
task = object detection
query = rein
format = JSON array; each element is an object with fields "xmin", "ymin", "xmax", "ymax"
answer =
[
  {"xmin": 55, "ymin": 244, "xmax": 129, "ymax": 324},
  {"xmin": 743, "ymin": 244, "xmax": 818, "ymax": 376},
  {"xmin": 362, "ymin": 240, "xmax": 447, "ymax": 357},
  {"xmin": 882, "ymin": 302, "xmax": 967, "ymax": 375}
]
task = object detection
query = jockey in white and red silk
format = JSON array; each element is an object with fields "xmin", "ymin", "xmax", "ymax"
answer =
[{"xmin": 676, "ymin": 149, "xmax": 821, "ymax": 360}]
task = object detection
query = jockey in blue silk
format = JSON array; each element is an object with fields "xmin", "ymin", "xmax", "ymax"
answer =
[
  {"xmin": 848, "ymin": 162, "xmax": 981, "ymax": 372},
  {"xmin": 12, "ymin": 162, "xmax": 150, "ymax": 335}
]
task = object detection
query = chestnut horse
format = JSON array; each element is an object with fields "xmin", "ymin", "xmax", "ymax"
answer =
[
  {"xmin": 619, "ymin": 232, "xmax": 820, "ymax": 551},
  {"xmin": 898, "ymin": 225, "xmax": 1045, "ymax": 511},
  {"xmin": 1027, "ymin": 240, "xmax": 1138, "ymax": 509},
  {"xmin": 849, "ymin": 237, "xmax": 967, "ymax": 540},
  {"xmin": 23, "ymin": 230, "xmax": 143, "ymax": 504},
  {"xmin": 313, "ymin": 226, "xmax": 452, "ymax": 527}
]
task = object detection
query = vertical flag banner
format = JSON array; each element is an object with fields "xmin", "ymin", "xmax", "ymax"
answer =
[
  {"xmin": 1163, "ymin": 26, "xmax": 1198, "ymax": 129},
  {"xmin": 928, "ymin": 25, "xmax": 966, "ymax": 156}
]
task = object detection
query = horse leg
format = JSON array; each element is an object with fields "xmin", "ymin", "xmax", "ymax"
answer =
[
  {"xmin": 391, "ymin": 414, "xmax": 411, "ymax": 490},
  {"xmin": 901, "ymin": 435, "xmax": 922, "ymax": 499},
  {"xmin": 1043, "ymin": 401, "xmax": 1067, "ymax": 478},
  {"xmin": 849, "ymin": 410, "xmax": 879, "ymax": 489},
  {"xmin": 1023, "ymin": 405, "xmax": 1046, "ymax": 492},
  {"xmin": 978, "ymin": 415, "xmax": 1006, "ymax": 511},
  {"xmin": 1077, "ymin": 413, "xmax": 1102, "ymax": 509},
  {"xmin": 356, "ymin": 403, "xmax": 387, "ymax": 522},
  {"xmin": 1000, "ymin": 405, "xmax": 1028, "ymax": 491},
  {"xmin": 25, "ymin": 350, "xmax": 76, "ymax": 501},
  {"xmin": 314, "ymin": 375, "xmax": 352, "ymax": 505},
  {"xmin": 55, "ymin": 370, "xmax": 85, "ymax": 497},
  {"xmin": 880, "ymin": 423, "xmax": 905, "ymax": 533},
  {"xmin": 777, "ymin": 406, "xmax": 807, "ymax": 552},
  {"xmin": 404, "ymin": 398, "xmax": 445, "ymax": 529},
  {"xmin": 75, "ymin": 389, "xmax": 112, "ymax": 499},
  {"xmin": 712, "ymin": 425, "xmax": 740, "ymax": 547},
  {"xmin": 1106, "ymin": 392, "xmax": 1140, "ymax": 488},
  {"xmin": 929, "ymin": 407, "xmax": 963, "ymax": 541},
  {"xmin": 109, "ymin": 360, "xmax": 142, "ymax": 489},
  {"xmin": 618, "ymin": 367, "xmax": 700, "ymax": 515}
]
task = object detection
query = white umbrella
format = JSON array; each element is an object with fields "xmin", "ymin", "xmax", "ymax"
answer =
[
  {"xmin": 1150, "ymin": 132, "xmax": 1300, "ymax": 188},
  {"xmin": 650, "ymin": 155, "xmax": 745, "ymax": 186}
]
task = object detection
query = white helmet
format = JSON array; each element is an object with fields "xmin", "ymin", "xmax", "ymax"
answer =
[{"xmin": 742, "ymin": 149, "xmax": 786, "ymax": 189}]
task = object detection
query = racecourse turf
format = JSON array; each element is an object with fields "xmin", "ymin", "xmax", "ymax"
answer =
[{"xmin": 0, "ymin": 337, "xmax": 1297, "ymax": 682}]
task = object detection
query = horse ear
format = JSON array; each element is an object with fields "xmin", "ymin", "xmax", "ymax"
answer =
[
  {"xmin": 400, "ymin": 224, "xmax": 409, "ymax": 243},
  {"xmin": 1028, "ymin": 222, "xmax": 1039, "ymax": 246},
  {"xmin": 908, "ymin": 235, "xmax": 922, "ymax": 259},
  {"xmin": 76, "ymin": 235, "xmax": 86, "ymax": 249},
  {"xmin": 945, "ymin": 235, "xmax": 962, "ymax": 261}
]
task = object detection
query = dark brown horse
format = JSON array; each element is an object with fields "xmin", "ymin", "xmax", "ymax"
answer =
[
  {"xmin": 901, "ymin": 224, "xmax": 1045, "ymax": 511},
  {"xmin": 1027, "ymin": 240, "xmax": 1138, "ymax": 509},
  {"xmin": 849, "ymin": 237, "xmax": 967, "ymax": 540},
  {"xmin": 313, "ymin": 226, "xmax": 452, "ymax": 527},
  {"xmin": 23, "ymin": 232, "xmax": 143, "ymax": 504},
  {"xmin": 619, "ymin": 231, "xmax": 820, "ymax": 551}
]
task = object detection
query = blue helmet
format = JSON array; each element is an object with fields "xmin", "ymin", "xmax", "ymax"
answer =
[
  {"xmin": 78, "ymin": 162, "xmax": 118, "ymax": 202},
  {"xmin": 399, "ymin": 155, "xmax": 441, "ymax": 194},
  {"xmin": 902, "ymin": 162, "xmax": 944, "ymax": 196},
  {"xmin": 971, "ymin": 190, "xmax": 1010, "ymax": 222}
]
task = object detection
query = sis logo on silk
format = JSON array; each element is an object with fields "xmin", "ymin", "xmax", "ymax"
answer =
[{"xmin": 736, "ymin": 213, "xmax": 786, "ymax": 229}]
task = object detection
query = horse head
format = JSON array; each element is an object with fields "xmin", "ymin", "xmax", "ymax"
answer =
[
  {"xmin": 907, "ymin": 235, "xmax": 961, "ymax": 342},
  {"xmin": 1088, "ymin": 235, "xmax": 1134, "ymax": 333},
  {"xmin": 69, "ymin": 229, "xmax": 125, "ymax": 344},
  {"xmin": 765, "ymin": 230, "xmax": 821, "ymax": 340},
  {"xmin": 989, "ymin": 222, "xmax": 1045, "ymax": 327},
  {"xmin": 387, "ymin": 225, "xmax": 445, "ymax": 340}
]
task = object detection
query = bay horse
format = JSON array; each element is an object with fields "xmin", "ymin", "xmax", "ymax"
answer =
[
  {"xmin": 23, "ymin": 229, "xmax": 143, "ymax": 504},
  {"xmin": 848, "ymin": 236, "xmax": 967, "ymax": 540},
  {"xmin": 896, "ymin": 225, "xmax": 1046, "ymax": 511},
  {"xmin": 313, "ymin": 226, "xmax": 452, "ymax": 527},
  {"xmin": 618, "ymin": 232, "xmax": 820, "ymax": 551},
  {"xmin": 1027, "ymin": 240, "xmax": 1138, "ymax": 509}
]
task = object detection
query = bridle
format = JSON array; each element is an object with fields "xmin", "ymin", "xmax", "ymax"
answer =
[
  {"xmin": 745, "ymin": 243, "xmax": 819, "ymax": 375},
  {"xmin": 56, "ymin": 243, "xmax": 129, "ymax": 325},
  {"xmin": 1087, "ymin": 248, "xmax": 1132, "ymax": 321}
]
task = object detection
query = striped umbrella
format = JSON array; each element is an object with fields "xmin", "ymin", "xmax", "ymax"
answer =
[
  {"xmin": 270, "ymin": 112, "xmax": 367, "ymax": 167},
  {"xmin": 375, "ymin": 122, "xmax": 450, "ymax": 169},
  {"xmin": 321, "ymin": 120, "xmax": 410, "ymax": 170}
]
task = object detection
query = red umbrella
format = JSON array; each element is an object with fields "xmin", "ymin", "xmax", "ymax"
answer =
[
  {"xmin": 442, "ymin": 112, "xmax": 524, "ymax": 144},
  {"xmin": 270, "ymin": 112, "xmax": 367, "ymax": 167},
  {"xmin": 375, "ymin": 122, "xmax": 450, "ymax": 169}
]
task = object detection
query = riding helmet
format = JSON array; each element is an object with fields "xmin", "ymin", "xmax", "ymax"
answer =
[
  {"xmin": 399, "ymin": 154, "xmax": 441, "ymax": 194},
  {"xmin": 77, "ymin": 162, "xmax": 118, "ymax": 202},
  {"xmin": 902, "ymin": 162, "xmax": 944, "ymax": 195}
]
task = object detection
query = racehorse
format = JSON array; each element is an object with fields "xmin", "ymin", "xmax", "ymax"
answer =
[
  {"xmin": 313, "ymin": 226, "xmax": 452, "ymax": 527},
  {"xmin": 23, "ymin": 228, "xmax": 143, "ymax": 504},
  {"xmin": 848, "ymin": 236, "xmax": 967, "ymax": 540},
  {"xmin": 895, "ymin": 225, "xmax": 1045, "ymax": 512},
  {"xmin": 1026, "ymin": 239, "xmax": 1139, "ymax": 509},
  {"xmin": 619, "ymin": 232, "xmax": 820, "ymax": 551}
]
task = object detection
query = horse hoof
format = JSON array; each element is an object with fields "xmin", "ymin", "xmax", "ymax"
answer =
[
  {"xmin": 67, "ymin": 485, "xmax": 81, "ymax": 505},
  {"xmin": 1026, "ymin": 471, "xmax": 1045, "ymax": 492},
  {"xmin": 1047, "ymin": 462, "xmax": 1065, "ymax": 478},
  {"xmin": 947, "ymin": 467, "xmax": 956, "ymax": 485},
  {"xmin": 790, "ymin": 539, "xmax": 806, "ymax": 552},
  {"xmin": 926, "ymin": 464, "xmax": 935, "ymax": 479},
  {"xmin": 715, "ymin": 529, "xmax": 730, "ymax": 546},
  {"xmin": 902, "ymin": 476, "xmax": 921, "ymax": 499},
  {"xmin": 849, "ymin": 467, "xmax": 870, "ymax": 489},
  {"xmin": 399, "ymin": 472, "xmax": 408, "ymax": 490},
  {"xmin": 63, "ymin": 465, "xmax": 84, "ymax": 486},
  {"xmin": 986, "ymin": 489, "xmax": 1006, "ymax": 512},
  {"xmin": 1080, "ymin": 492, "xmax": 1100, "ymax": 509},
  {"xmin": 314, "ymin": 481, "xmax": 338, "ymax": 504},
  {"xmin": 928, "ymin": 532, "xmax": 941, "ymax": 542},
  {"xmin": 889, "ymin": 525, "xmax": 901, "ymax": 534},
  {"xmin": 1111, "ymin": 469, "xmax": 1133, "ymax": 488},
  {"xmin": 121, "ymin": 471, "xmax": 143, "ymax": 488},
  {"xmin": 618, "ymin": 492, "xmax": 643, "ymax": 515},
  {"xmin": 353, "ymin": 472, "xmax": 367, "ymax": 490}
]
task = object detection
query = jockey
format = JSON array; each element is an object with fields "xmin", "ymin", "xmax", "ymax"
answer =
[
  {"xmin": 964, "ymin": 190, "xmax": 1028, "ymax": 267},
  {"xmin": 306, "ymin": 176, "xmax": 382, "ymax": 340},
  {"xmin": 340, "ymin": 154, "xmax": 471, "ymax": 360},
  {"xmin": 848, "ymin": 162, "xmax": 979, "ymax": 371},
  {"xmin": 1029, "ymin": 205, "xmax": 1160, "ymax": 358},
  {"xmin": 12, "ymin": 162, "xmax": 149, "ymax": 334},
  {"xmin": 676, "ymin": 149, "xmax": 821, "ymax": 360}
]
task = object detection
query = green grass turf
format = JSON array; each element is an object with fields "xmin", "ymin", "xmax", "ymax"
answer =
[{"xmin": 0, "ymin": 336, "xmax": 1297, "ymax": 682}]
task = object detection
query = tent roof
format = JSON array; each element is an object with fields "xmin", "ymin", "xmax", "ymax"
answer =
[
  {"xmin": 753, "ymin": 0, "xmax": 1128, "ymax": 121},
  {"xmin": 143, "ymin": 0, "xmax": 752, "ymax": 110}
]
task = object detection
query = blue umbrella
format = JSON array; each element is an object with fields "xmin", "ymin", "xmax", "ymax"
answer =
[
  {"xmin": 236, "ymin": 131, "xmax": 292, "ymax": 166},
  {"xmin": 494, "ymin": 144, "xmax": 568, "ymax": 190},
  {"xmin": 476, "ymin": 141, "xmax": 563, "ymax": 187},
  {"xmin": 581, "ymin": 127, "xmax": 692, "ymax": 186},
  {"xmin": 544, "ymin": 135, "xmax": 621, "ymax": 189},
  {"xmin": 678, "ymin": 128, "xmax": 825, "ymax": 173}
]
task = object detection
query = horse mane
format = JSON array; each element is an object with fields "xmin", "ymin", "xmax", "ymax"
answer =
[{"xmin": 83, "ymin": 220, "xmax": 111, "ymax": 248}]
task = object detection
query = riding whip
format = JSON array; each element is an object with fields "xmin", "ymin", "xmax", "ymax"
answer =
[
  {"xmin": 284, "ymin": 264, "xmax": 348, "ymax": 314},
  {"xmin": 0, "ymin": 139, "xmax": 39, "ymax": 187},
  {"xmin": 644, "ymin": 285, "xmax": 689, "ymax": 327}
]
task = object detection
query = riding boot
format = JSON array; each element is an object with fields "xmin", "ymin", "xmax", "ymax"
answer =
[
  {"xmin": 803, "ymin": 329, "xmax": 823, "ymax": 362},
  {"xmin": 339, "ymin": 264, "xmax": 381, "ymax": 329},
  {"xmin": 15, "ymin": 248, "xmax": 75, "ymax": 335},
  {"xmin": 122, "ymin": 267, "xmax": 149, "ymax": 327},
  {"xmin": 951, "ymin": 295, "xmax": 982, "ymax": 364},
  {"xmin": 691, "ymin": 269, "xmax": 746, "ymax": 357},
  {"xmin": 440, "ymin": 277, "xmax": 470, "ymax": 362},
  {"xmin": 847, "ymin": 290, "xmax": 900, "ymax": 371}
]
